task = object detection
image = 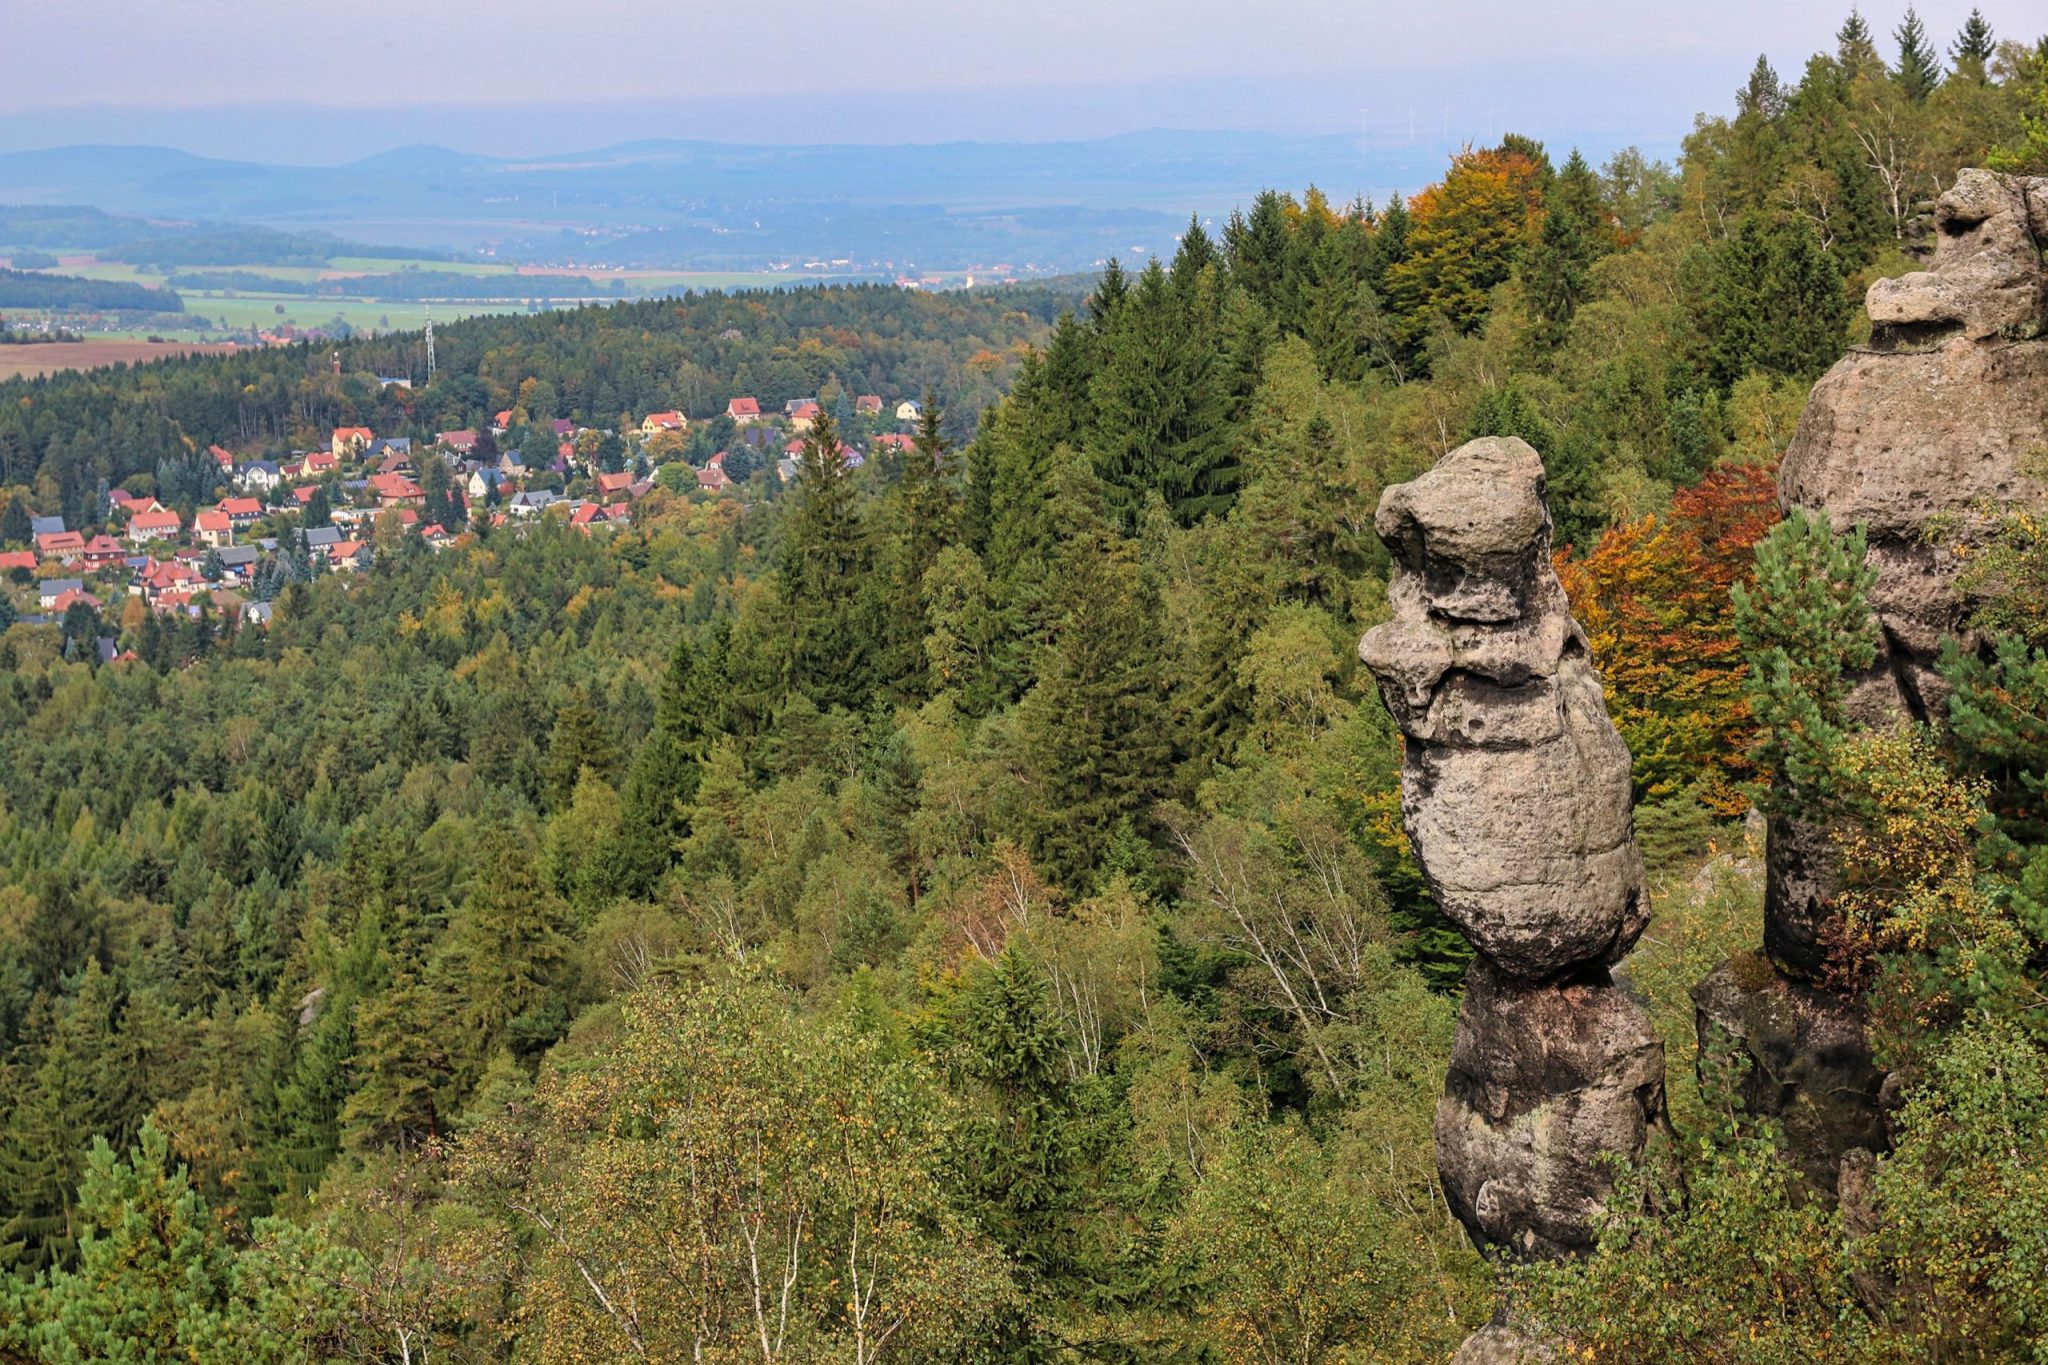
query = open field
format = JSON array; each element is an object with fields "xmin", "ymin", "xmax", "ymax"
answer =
[{"xmin": 0, "ymin": 340, "xmax": 241, "ymax": 379}]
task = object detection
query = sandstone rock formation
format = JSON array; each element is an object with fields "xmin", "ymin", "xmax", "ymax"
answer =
[
  {"xmin": 1713, "ymin": 168, "xmax": 2048, "ymax": 1192},
  {"xmin": 1361, "ymin": 436, "xmax": 1662, "ymax": 1259}
]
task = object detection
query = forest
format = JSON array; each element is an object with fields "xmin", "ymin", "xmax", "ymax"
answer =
[
  {"xmin": 0, "ymin": 269, "xmax": 180, "ymax": 315},
  {"xmin": 1, "ymin": 9, "xmax": 2047, "ymax": 1361}
]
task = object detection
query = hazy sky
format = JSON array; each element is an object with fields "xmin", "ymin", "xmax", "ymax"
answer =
[{"xmin": 1, "ymin": 0, "xmax": 2038, "ymax": 158}]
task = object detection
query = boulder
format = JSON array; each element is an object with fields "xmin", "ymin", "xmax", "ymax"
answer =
[{"xmin": 1437, "ymin": 959, "xmax": 1666, "ymax": 1256}]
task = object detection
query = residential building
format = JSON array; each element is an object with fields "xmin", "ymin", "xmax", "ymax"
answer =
[{"xmin": 726, "ymin": 397, "xmax": 762, "ymax": 424}]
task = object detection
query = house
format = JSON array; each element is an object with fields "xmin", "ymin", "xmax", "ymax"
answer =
[
  {"xmin": 207, "ymin": 444, "xmax": 236, "ymax": 470},
  {"xmin": 786, "ymin": 399, "xmax": 820, "ymax": 433},
  {"xmin": 220, "ymin": 497, "xmax": 265, "ymax": 526},
  {"xmin": 302, "ymin": 526, "xmax": 343, "ymax": 554},
  {"xmin": 365, "ymin": 438, "xmax": 411, "ymax": 469},
  {"xmin": 37, "ymin": 530, "xmax": 84, "ymax": 558},
  {"xmin": 126, "ymin": 510, "xmax": 182, "ymax": 545},
  {"xmin": 30, "ymin": 516, "xmax": 64, "ymax": 539},
  {"xmin": 696, "ymin": 465, "xmax": 733, "ymax": 492},
  {"xmin": 492, "ymin": 409, "xmax": 516, "ymax": 432},
  {"xmin": 107, "ymin": 490, "xmax": 165, "ymax": 516},
  {"xmin": 38, "ymin": 579, "xmax": 84, "ymax": 610},
  {"xmin": 569, "ymin": 503, "xmax": 611, "ymax": 531},
  {"xmin": 302, "ymin": 449, "xmax": 340, "ymax": 478},
  {"xmin": 895, "ymin": 400, "xmax": 923, "ymax": 422},
  {"xmin": 726, "ymin": 397, "xmax": 761, "ymax": 424},
  {"xmin": 506, "ymin": 489, "xmax": 560, "ymax": 517},
  {"xmin": 855, "ymin": 394, "xmax": 884, "ymax": 417},
  {"xmin": 215, "ymin": 546, "xmax": 260, "ymax": 581},
  {"xmin": 466, "ymin": 469, "xmax": 501, "ymax": 502},
  {"xmin": 194, "ymin": 510, "xmax": 234, "ymax": 548},
  {"xmin": 328, "ymin": 540, "xmax": 371, "ymax": 572},
  {"xmin": 0, "ymin": 550, "xmax": 36, "ymax": 573},
  {"xmin": 280, "ymin": 459, "xmax": 308, "ymax": 483},
  {"xmin": 596, "ymin": 471, "xmax": 635, "ymax": 497},
  {"xmin": 737, "ymin": 424, "xmax": 778, "ymax": 451},
  {"xmin": 331, "ymin": 426, "xmax": 373, "ymax": 459},
  {"xmin": 237, "ymin": 461, "xmax": 283, "ymax": 491},
  {"xmin": 439, "ymin": 429, "xmax": 479, "ymax": 455},
  {"xmin": 368, "ymin": 473, "xmax": 424, "ymax": 506},
  {"xmin": 242, "ymin": 600, "xmax": 274, "ymax": 627},
  {"xmin": 641, "ymin": 410, "xmax": 687, "ymax": 435},
  {"xmin": 47, "ymin": 587, "xmax": 101, "ymax": 615},
  {"xmin": 291, "ymin": 485, "xmax": 320, "ymax": 507},
  {"xmin": 421, "ymin": 524, "xmax": 453, "ymax": 550},
  {"xmin": 552, "ymin": 419, "xmax": 575, "ymax": 438},
  {"xmin": 81, "ymin": 534, "xmax": 126, "ymax": 568},
  {"xmin": 497, "ymin": 452, "xmax": 529, "ymax": 479},
  {"xmin": 872, "ymin": 433, "xmax": 917, "ymax": 455}
]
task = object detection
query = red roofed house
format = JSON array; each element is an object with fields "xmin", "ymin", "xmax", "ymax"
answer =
[
  {"xmin": 0, "ymin": 550, "xmax": 36, "ymax": 573},
  {"xmin": 208, "ymin": 444, "xmax": 236, "ymax": 470},
  {"xmin": 569, "ymin": 503, "xmax": 611, "ymax": 531},
  {"xmin": 303, "ymin": 450, "xmax": 339, "ymax": 477},
  {"xmin": 493, "ymin": 409, "xmax": 515, "ymax": 431},
  {"xmin": 81, "ymin": 534, "xmax": 126, "ymax": 569},
  {"xmin": 596, "ymin": 471, "xmax": 635, "ymax": 497},
  {"xmin": 292, "ymin": 485, "xmax": 320, "ymax": 506},
  {"xmin": 855, "ymin": 394, "xmax": 884, "ymax": 417},
  {"xmin": 872, "ymin": 433, "xmax": 916, "ymax": 454},
  {"xmin": 439, "ymin": 429, "xmax": 479, "ymax": 455},
  {"xmin": 369, "ymin": 472, "xmax": 424, "ymax": 506},
  {"xmin": 37, "ymin": 530, "xmax": 84, "ymax": 558},
  {"xmin": 726, "ymin": 397, "xmax": 761, "ymax": 424},
  {"xmin": 697, "ymin": 465, "xmax": 733, "ymax": 492},
  {"xmin": 788, "ymin": 400, "xmax": 821, "ymax": 433},
  {"xmin": 108, "ymin": 489, "xmax": 166, "ymax": 516},
  {"xmin": 194, "ymin": 510, "xmax": 234, "ymax": 549},
  {"xmin": 48, "ymin": 587, "xmax": 102, "ymax": 615},
  {"xmin": 332, "ymin": 426, "xmax": 373, "ymax": 458},
  {"xmin": 327, "ymin": 539, "xmax": 371, "ymax": 572},
  {"xmin": 219, "ymin": 497, "xmax": 265, "ymax": 526},
  {"xmin": 641, "ymin": 410, "xmax": 687, "ymax": 435},
  {"xmin": 126, "ymin": 510, "xmax": 182, "ymax": 545}
]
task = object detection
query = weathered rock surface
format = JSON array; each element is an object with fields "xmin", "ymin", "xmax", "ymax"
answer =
[
  {"xmin": 1362, "ymin": 437, "xmax": 1649, "ymax": 980},
  {"xmin": 1438, "ymin": 960, "xmax": 1665, "ymax": 1256},
  {"xmin": 1451, "ymin": 1316, "xmax": 1560, "ymax": 1364},
  {"xmin": 1693, "ymin": 955, "xmax": 1888, "ymax": 1195},
  {"xmin": 1361, "ymin": 435, "xmax": 1661, "ymax": 1270}
]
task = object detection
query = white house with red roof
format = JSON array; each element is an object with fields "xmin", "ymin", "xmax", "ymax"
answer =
[
  {"xmin": 81, "ymin": 534, "xmax": 126, "ymax": 569},
  {"xmin": 368, "ymin": 472, "xmax": 424, "ymax": 506},
  {"xmin": 194, "ymin": 510, "xmax": 235, "ymax": 548},
  {"xmin": 855, "ymin": 394, "xmax": 884, "ymax": 417},
  {"xmin": 439, "ymin": 429, "xmax": 480, "ymax": 455},
  {"xmin": 219, "ymin": 497, "xmax": 265, "ymax": 526},
  {"xmin": 37, "ymin": 530, "xmax": 85, "ymax": 558},
  {"xmin": 126, "ymin": 510, "xmax": 182, "ymax": 545},
  {"xmin": 726, "ymin": 397, "xmax": 761, "ymax": 424},
  {"xmin": 332, "ymin": 426, "xmax": 373, "ymax": 458}
]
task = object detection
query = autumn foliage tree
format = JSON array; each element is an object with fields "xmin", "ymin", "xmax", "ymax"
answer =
[{"xmin": 1558, "ymin": 460, "xmax": 1781, "ymax": 811}]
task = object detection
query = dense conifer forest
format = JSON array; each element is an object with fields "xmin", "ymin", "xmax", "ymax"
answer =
[{"xmin": 1, "ymin": 12, "xmax": 2046, "ymax": 1361}]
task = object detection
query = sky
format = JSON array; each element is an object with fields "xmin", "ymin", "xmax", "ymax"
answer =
[{"xmin": 0, "ymin": 0, "xmax": 2038, "ymax": 160}]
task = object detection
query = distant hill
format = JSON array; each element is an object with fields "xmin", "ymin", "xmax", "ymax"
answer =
[
  {"xmin": 0, "ymin": 265, "xmax": 179, "ymax": 312},
  {"xmin": 0, "ymin": 132, "xmax": 1437, "ymax": 272}
]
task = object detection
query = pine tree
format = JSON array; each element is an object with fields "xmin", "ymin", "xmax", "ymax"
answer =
[
  {"xmin": 1523, "ymin": 149, "xmax": 1609, "ymax": 346},
  {"xmin": 1737, "ymin": 54, "xmax": 1787, "ymax": 118},
  {"xmin": 1731, "ymin": 510, "xmax": 1881, "ymax": 814},
  {"xmin": 1894, "ymin": 6, "xmax": 1942, "ymax": 99}
]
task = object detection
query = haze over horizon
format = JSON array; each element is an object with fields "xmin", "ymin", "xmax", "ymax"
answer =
[{"xmin": 3, "ymin": 0, "xmax": 2034, "ymax": 161}]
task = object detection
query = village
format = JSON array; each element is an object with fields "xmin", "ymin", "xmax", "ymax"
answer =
[{"xmin": 0, "ymin": 391, "xmax": 929, "ymax": 653}]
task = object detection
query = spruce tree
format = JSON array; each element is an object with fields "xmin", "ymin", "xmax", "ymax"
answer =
[
  {"xmin": 878, "ymin": 399, "xmax": 955, "ymax": 699},
  {"xmin": 1016, "ymin": 451, "xmax": 1174, "ymax": 891},
  {"xmin": 1894, "ymin": 6, "xmax": 1942, "ymax": 99},
  {"xmin": 1951, "ymin": 9, "xmax": 1994, "ymax": 79},
  {"xmin": 1523, "ymin": 149, "xmax": 1609, "ymax": 347},
  {"xmin": 617, "ymin": 623, "xmax": 728, "ymax": 895},
  {"xmin": 773, "ymin": 410, "xmax": 880, "ymax": 712},
  {"xmin": 0, "ymin": 495, "xmax": 29, "ymax": 547},
  {"xmin": 1837, "ymin": 8, "xmax": 1881, "ymax": 73}
]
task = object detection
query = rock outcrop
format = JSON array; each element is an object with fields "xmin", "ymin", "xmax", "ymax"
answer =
[
  {"xmin": 1361, "ymin": 436, "xmax": 1662, "ymax": 1260},
  {"xmin": 1713, "ymin": 168, "xmax": 2048, "ymax": 1192}
]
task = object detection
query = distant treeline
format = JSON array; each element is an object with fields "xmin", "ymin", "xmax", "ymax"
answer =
[
  {"xmin": 0, "ymin": 205, "xmax": 456, "ymax": 267},
  {"xmin": 0, "ymin": 267, "xmax": 180, "ymax": 312},
  {"xmin": 168, "ymin": 269, "xmax": 649, "ymax": 301}
]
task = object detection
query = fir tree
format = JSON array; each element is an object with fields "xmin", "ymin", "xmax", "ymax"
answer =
[
  {"xmin": 878, "ymin": 398, "xmax": 955, "ymax": 699},
  {"xmin": 1837, "ymin": 7, "xmax": 1881, "ymax": 73},
  {"xmin": 0, "ymin": 495, "xmax": 29, "ymax": 547},
  {"xmin": 1951, "ymin": 8, "xmax": 1994, "ymax": 80}
]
